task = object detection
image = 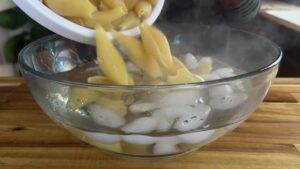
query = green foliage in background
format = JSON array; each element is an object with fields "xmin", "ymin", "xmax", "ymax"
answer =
[{"xmin": 0, "ymin": 8, "xmax": 53, "ymax": 63}]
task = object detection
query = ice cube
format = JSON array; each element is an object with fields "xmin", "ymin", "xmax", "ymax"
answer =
[
  {"xmin": 53, "ymin": 49, "xmax": 78, "ymax": 73},
  {"xmin": 153, "ymin": 141, "xmax": 179, "ymax": 155},
  {"xmin": 129, "ymin": 101, "xmax": 157, "ymax": 114},
  {"xmin": 84, "ymin": 132, "xmax": 121, "ymax": 144},
  {"xmin": 155, "ymin": 136, "xmax": 180, "ymax": 143},
  {"xmin": 155, "ymin": 117, "xmax": 174, "ymax": 132},
  {"xmin": 122, "ymin": 117, "xmax": 158, "ymax": 134},
  {"xmin": 196, "ymin": 57, "xmax": 213, "ymax": 75},
  {"xmin": 183, "ymin": 53, "xmax": 199, "ymax": 70},
  {"xmin": 158, "ymin": 90, "xmax": 201, "ymax": 107},
  {"xmin": 209, "ymin": 85, "xmax": 234, "ymax": 98},
  {"xmin": 122, "ymin": 135, "xmax": 156, "ymax": 145},
  {"xmin": 202, "ymin": 74, "xmax": 220, "ymax": 81},
  {"xmin": 231, "ymin": 79, "xmax": 246, "ymax": 91},
  {"xmin": 178, "ymin": 130, "xmax": 215, "ymax": 144},
  {"xmin": 209, "ymin": 92, "xmax": 248, "ymax": 110},
  {"xmin": 65, "ymin": 126, "xmax": 121, "ymax": 144},
  {"xmin": 87, "ymin": 104, "xmax": 125, "ymax": 128},
  {"xmin": 47, "ymin": 85, "xmax": 69, "ymax": 114},
  {"xmin": 152, "ymin": 107, "xmax": 184, "ymax": 120},
  {"xmin": 174, "ymin": 104, "xmax": 211, "ymax": 132},
  {"xmin": 211, "ymin": 68, "xmax": 235, "ymax": 78}
]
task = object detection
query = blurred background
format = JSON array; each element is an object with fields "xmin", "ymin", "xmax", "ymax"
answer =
[{"xmin": 0, "ymin": 0, "xmax": 299, "ymax": 77}]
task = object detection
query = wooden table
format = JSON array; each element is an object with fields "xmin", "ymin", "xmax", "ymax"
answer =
[{"xmin": 0, "ymin": 77, "xmax": 299, "ymax": 169}]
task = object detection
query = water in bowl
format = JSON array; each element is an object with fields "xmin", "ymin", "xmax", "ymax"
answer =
[{"xmin": 37, "ymin": 56, "xmax": 271, "ymax": 158}]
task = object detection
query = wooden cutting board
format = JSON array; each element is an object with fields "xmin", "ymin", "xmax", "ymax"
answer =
[{"xmin": 0, "ymin": 77, "xmax": 299, "ymax": 169}]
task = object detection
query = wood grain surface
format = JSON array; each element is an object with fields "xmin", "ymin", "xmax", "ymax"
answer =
[{"xmin": 0, "ymin": 77, "xmax": 299, "ymax": 169}]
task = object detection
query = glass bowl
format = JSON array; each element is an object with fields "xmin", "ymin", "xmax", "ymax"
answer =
[{"xmin": 19, "ymin": 24, "xmax": 282, "ymax": 160}]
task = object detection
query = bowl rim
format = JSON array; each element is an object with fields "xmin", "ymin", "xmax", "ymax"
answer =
[{"xmin": 19, "ymin": 30, "xmax": 282, "ymax": 90}]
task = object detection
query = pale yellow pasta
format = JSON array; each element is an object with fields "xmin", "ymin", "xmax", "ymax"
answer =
[
  {"xmin": 95, "ymin": 97, "xmax": 128, "ymax": 116},
  {"xmin": 68, "ymin": 85, "xmax": 127, "ymax": 116},
  {"xmin": 85, "ymin": 7, "xmax": 126, "ymax": 28},
  {"xmin": 167, "ymin": 57, "xmax": 184, "ymax": 75},
  {"xmin": 95, "ymin": 26, "xmax": 132, "ymax": 85},
  {"xmin": 89, "ymin": 0, "xmax": 111, "ymax": 11},
  {"xmin": 67, "ymin": 88, "xmax": 102, "ymax": 110},
  {"xmin": 169, "ymin": 57, "xmax": 199, "ymax": 76},
  {"xmin": 89, "ymin": 0, "xmax": 99, "ymax": 7},
  {"xmin": 167, "ymin": 58, "xmax": 204, "ymax": 84},
  {"xmin": 140, "ymin": 23, "xmax": 174, "ymax": 70},
  {"xmin": 44, "ymin": 0, "xmax": 97, "ymax": 18},
  {"xmin": 67, "ymin": 17, "xmax": 85, "ymax": 26},
  {"xmin": 87, "ymin": 75, "xmax": 113, "ymax": 84},
  {"xmin": 148, "ymin": 0, "xmax": 158, "ymax": 5},
  {"xmin": 148, "ymin": 79, "xmax": 167, "ymax": 85},
  {"xmin": 147, "ymin": 24, "xmax": 174, "ymax": 71},
  {"xmin": 121, "ymin": 142, "xmax": 152, "ymax": 155},
  {"xmin": 80, "ymin": 18, "xmax": 99, "ymax": 29},
  {"xmin": 77, "ymin": 8, "xmax": 125, "ymax": 29},
  {"xmin": 124, "ymin": 0, "xmax": 139, "ymax": 10},
  {"xmin": 134, "ymin": 0, "xmax": 152, "ymax": 19},
  {"xmin": 82, "ymin": 18, "xmax": 113, "ymax": 30},
  {"xmin": 167, "ymin": 69, "xmax": 203, "ymax": 84},
  {"xmin": 101, "ymin": 0, "xmax": 128, "ymax": 13},
  {"xmin": 112, "ymin": 30, "xmax": 163, "ymax": 79},
  {"xmin": 193, "ymin": 57, "xmax": 213, "ymax": 75},
  {"xmin": 113, "ymin": 12, "xmax": 141, "ymax": 31},
  {"xmin": 99, "ymin": 1, "xmax": 110, "ymax": 11}
]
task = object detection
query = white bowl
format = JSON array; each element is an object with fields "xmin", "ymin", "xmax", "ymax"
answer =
[{"xmin": 13, "ymin": 0, "xmax": 165, "ymax": 45}]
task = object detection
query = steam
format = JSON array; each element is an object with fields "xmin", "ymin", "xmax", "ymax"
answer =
[{"xmin": 157, "ymin": 0, "xmax": 292, "ymax": 74}]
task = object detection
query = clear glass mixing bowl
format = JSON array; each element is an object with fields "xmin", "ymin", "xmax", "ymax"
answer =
[{"xmin": 19, "ymin": 24, "xmax": 282, "ymax": 160}]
